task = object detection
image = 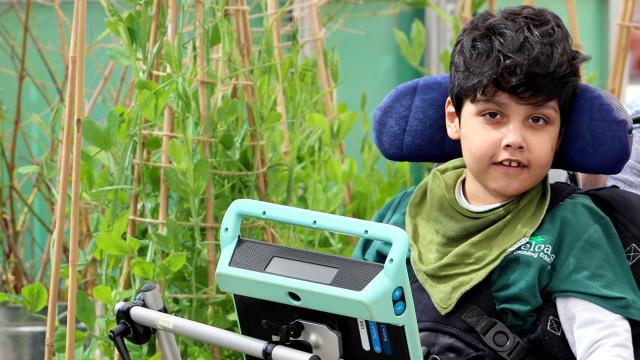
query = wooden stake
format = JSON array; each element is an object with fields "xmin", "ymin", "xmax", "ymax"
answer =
[
  {"xmin": 461, "ymin": 0, "xmax": 472, "ymax": 25},
  {"xmin": 523, "ymin": 0, "xmax": 534, "ymax": 5},
  {"xmin": 307, "ymin": 0, "xmax": 353, "ymax": 210},
  {"xmin": 233, "ymin": 0, "xmax": 275, "ymax": 243},
  {"xmin": 119, "ymin": 0, "xmax": 163, "ymax": 293},
  {"xmin": 53, "ymin": 0, "xmax": 68, "ymax": 85},
  {"xmin": 195, "ymin": 2, "xmax": 220, "ymax": 358},
  {"xmin": 159, "ymin": 0, "xmax": 178, "ymax": 235},
  {"xmin": 488, "ymin": 0, "xmax": 496, "ymax": 13},
  {"xmin": 267, "ymin": 0, "xmax": 290, "ymax": 160},
  {"xmin": 65, "ymin": 0, "xmax": 87, "ymax": 357},
  {"xmin": 566, "ymin": 0, "xmax": 584, "ymax": 53},
  {"xmin": 608, "ymin": 0, "xmax": 637, "ymax": 98},
  {"xmin": 44, "ymin": 0, "xmax": 79, "ymax": 358}
]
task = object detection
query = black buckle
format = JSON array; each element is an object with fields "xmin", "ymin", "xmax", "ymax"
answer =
[{"xmin": 461, "ymin": 306, "xmax": 527, "ymax": 360}]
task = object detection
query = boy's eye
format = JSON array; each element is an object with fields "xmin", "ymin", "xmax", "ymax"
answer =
[
  {"xmin": 482, "ymin": 111, "xmax": 501, "ymax": 119},
  {"xmin": 529, "ymin": 115, "xmax": 548, "ymax": 125}
]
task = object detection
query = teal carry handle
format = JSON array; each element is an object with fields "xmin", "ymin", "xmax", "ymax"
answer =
[
  {"xmin": 217, "ymin": 199, "xmax": 423, "ymax": 359},
  {"xmin": 219, "ymin": 199, "xmax": 408, "ymax": 278}
]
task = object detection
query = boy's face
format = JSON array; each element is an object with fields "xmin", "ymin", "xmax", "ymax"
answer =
[{"xmin": 445, "ymin": 91, "xmax": 561, "ymax": 205}]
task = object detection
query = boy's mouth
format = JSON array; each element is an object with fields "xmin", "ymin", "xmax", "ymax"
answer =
[{"xmin": 497, "ymin": 159, "xmax": 526, "ymax": 168}]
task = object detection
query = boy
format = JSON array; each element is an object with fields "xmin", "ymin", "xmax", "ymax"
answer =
[{"xmin": 354, "ymin": 6, "xmax": 640, "ymax": 359}]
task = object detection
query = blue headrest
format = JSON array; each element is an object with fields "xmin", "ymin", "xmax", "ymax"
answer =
[{"xmin": 373, "ymin": 74, "xmax": 633, "ymax": 174}]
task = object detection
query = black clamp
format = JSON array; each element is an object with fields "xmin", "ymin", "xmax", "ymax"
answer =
[
  {"xmin": 108, "ymin": 299, "xmax": 156, "ymax": 360},
  {"xmin": 461, "ymin": 306, "xmax": 527, "ymax": 360},
  {"xmin": 261, "ymin": 319, "xmax": 304, "ymax": 344}
]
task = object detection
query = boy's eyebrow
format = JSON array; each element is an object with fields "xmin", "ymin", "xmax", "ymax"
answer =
[
  {"xmin": 535, "ymin": 103, "xmax": 560, "ymax": 116},
  {"xmin": 475, "ymin": 97, "xmax": 560, "ymax": 116}
]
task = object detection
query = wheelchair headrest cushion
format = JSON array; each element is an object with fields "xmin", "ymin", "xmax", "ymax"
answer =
[{"xmin": 373, "ymin": 74, "xmax": 633, "ymax": 174}]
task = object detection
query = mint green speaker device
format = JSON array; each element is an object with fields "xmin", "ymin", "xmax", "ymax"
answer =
[{"xmin": 216, "ymin": 199, "xmax": 422, "ymax": 360}]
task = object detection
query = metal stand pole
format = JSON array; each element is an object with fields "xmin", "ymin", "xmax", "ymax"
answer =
[
  {"xmin": 138, "ymin": 283, "xmax": 181, "ymax": 359},
  {"xmin": 129, "ymin": 306, "xmax": 319, "ymax": 360}
]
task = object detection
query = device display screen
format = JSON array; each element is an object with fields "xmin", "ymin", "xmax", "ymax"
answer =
[{"xmin": 265, "ymin": 257, "xmax": 339, "ymax": 284}]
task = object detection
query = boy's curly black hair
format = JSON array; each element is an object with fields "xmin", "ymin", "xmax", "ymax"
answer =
[{"xmin": 449, "ymin": 6, "xmax": 590, "ymax": 122}]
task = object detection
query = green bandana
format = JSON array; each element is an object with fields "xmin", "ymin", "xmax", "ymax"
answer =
[{"xmin": 406, "ymin": 158, "xmax": 550, "ymax": 314}]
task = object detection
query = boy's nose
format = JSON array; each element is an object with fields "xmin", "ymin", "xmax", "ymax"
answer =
[{"xmin": 501, "ymin": 124, "xmax": 525, "ymax": 150}]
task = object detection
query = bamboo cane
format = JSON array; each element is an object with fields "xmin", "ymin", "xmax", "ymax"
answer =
[
  {"xmin": 565, "ymin": 0, "xmax": 586, "ymax": 81},
  {"xmin": 565, "ymin": 0, "xmax": 584, "ymax": 53},
  {"xmin": 119, "ymin": 0, "xmax": 163, "ymax": 292},
  {"xmin": 86, "ymin": 61, "xmax": 115, "ymax": 116},
  {"xmin": 488, "ymin": 0, "xmax": 495, "ymax": 13},
  {"xmin": 307, "ymin": 0, "xmax": 353, "ymax": 210},
  {"xmin": 159, "ymin": 0, "xmax": 178, "ymax": 236},
  {"xmin": 195, "ymin": 2, "xmax": 220, "ymax": 358},
  {"xmin": 53, "ymin": 0, "xmax": 68, "ymax": 85},
  {"xmin": 6, "ymin": 0, "xmax": 32, "ymax": 293},
  {"xmin": 64, "ymin": 0, "xmax": 87, "ymax": 357},
  {"xmin": 609, "ymin": 0, "xmax": 637, "ymax": 98},
  {"xmin": 44, "ymin": 1, "xmax": 80, "ymax": 357},
  {"xmin": 523, "ymin": 0, "xmax": 534, "ymax": 5},
  {"xmin": 233, "ymin": 0, "xmax": 275, "ymax": 243},
  {"xmin": 267, "ymin": 0, "xmax": 290, "ymax": 160},
  {"xmin": 461, "ymin": 0, "xmax": 472, "ymax": 25}
]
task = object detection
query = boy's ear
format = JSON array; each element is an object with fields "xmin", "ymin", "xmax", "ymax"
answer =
[{"xmin": 445, "ymin": 97, "xmax": 461, "ymax": 140}]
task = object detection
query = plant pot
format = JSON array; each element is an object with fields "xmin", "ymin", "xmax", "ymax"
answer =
[{"xmin": 0, "ymin": 303, "xmax": 46, "ymax": 360}]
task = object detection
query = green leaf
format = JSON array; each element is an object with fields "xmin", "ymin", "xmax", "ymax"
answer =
[
  {"xmin": 326, "ymin": 158, "xmax": 342, "ymax": 184},
  {"xmin": 163, "ymin": 39, "xmax": 180, "ymax": 72},
  {"xmin": 107, "ymin": 46, "xmax": 132, "ymax": 66},
  {"xmin": 84, "ymin": 121, "xmax": 112, "ymax": 151},
  {"xmin": 410, "ymin": 19, "xmax": 425, "ymax": 65},
  {"xmin": 393, "ymin": 28, "xmax": 413, "ymax": 65},
  {"xmin": 337, "ymin": 111, "xmax": 358, "ymax": 141},
  {"xmin": 92, "ymin": 285, "xmax": 113, "ymax": 306},
  {"xmin": 439, "ymin": 50, "xmax": 451, "ymax": 73},
  {"xmin": 95, "ymin": 232, "xmax": 136, "ymax": 256},
  {"xmin": 400, "ymin": 0, "xmax": 429, "ymax": 7},
  {"xmin": 210, "ymin": 23, "xmax": 221, "ymax": 47},
  {"xmin": 192, "ymin": 157, "xmax": 209, "ymax": 196},
  {"xmin": 54, "ymin": 328, "xmax": 87, "ymax": 353},
  {"xmin": 76, "ymin": 290, "xmax": 96, "ymax": 330},
  {"xmin": 159, "ymin": 253, "xmax": 187, "ymax": 276},
  {"xmin": 168, "ymin": 139, "xmax": 185, "ymax": 167},
  {"xmin": 105, "ymin": 110, "xmax": 121, "ymax": 145},
  {"xmin": 16, "ymin": 165, "xmax": 41, "ymax": 175},
  {"xmin": 131, "ymin": 258, "xmax": 155, "ymax": 279},
  {"xmin": 0, "ymin": 292, "xmax": 24, "ymax": 305},
  {"xmin": 219, "ymin": 132, "xmax": 235, "ymax": 150},
  {"xmin": 151, "ymin": 232, "xmax": 178, "ymax": 252},
  {"xmin": 264, "ymin": 112, "xmax": 282, "ymax": 127},
  {"xmin": 342, "ymin": 158, "xmax": 357, "ymax": 184},
  {"xmin": 135, "ymin": 80, "xmax": 167, "ymax": 120},
  {"xmin": 21, "ymin": 282, "xmax": 47, "ymax": 313},
  {"xmin": 164, "ymin": 167, "xmax": 190, "ymax": 197}
]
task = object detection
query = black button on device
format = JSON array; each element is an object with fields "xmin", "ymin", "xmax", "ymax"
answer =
[{"xmin": 493, "ymin": 331, "xmax": 509, "ymax": 348}]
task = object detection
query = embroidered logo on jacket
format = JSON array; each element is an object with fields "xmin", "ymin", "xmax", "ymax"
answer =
[{"xmin": 513, "ymin": 235, "xmax": 556, "ymax": 264}]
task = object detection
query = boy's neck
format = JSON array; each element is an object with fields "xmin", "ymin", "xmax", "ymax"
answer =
[
  {"xmin": 456, "ymin": 178, "xmax": 510, "ymax": 212},
  {"xmin": 462, "ymin": 177, "xmax": 519, "ymax": 206}
]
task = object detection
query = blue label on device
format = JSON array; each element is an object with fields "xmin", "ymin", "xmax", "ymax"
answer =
[
  {"xmin": 368, "ymin": 320, "xmax": 382, "ymax": 353},
  {"xmin": 379, "ymin": 323, "xmax": 393, "ymax": 355}
]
